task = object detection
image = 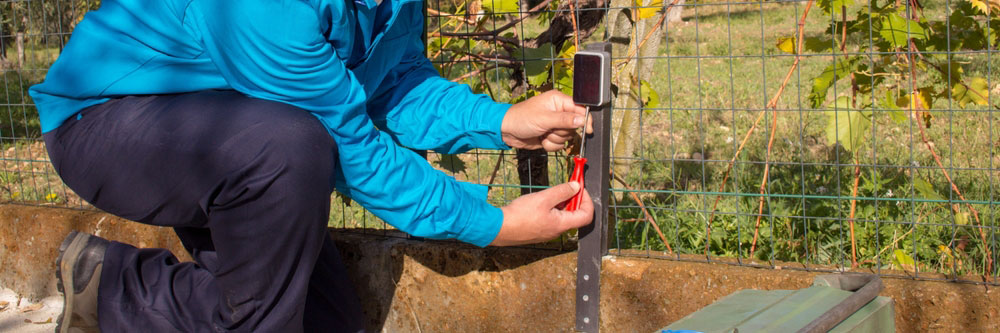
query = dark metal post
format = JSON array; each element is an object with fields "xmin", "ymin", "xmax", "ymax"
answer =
[{"xmin": 575, "ymin": 42, "xmax": 612, "ymax": 332}]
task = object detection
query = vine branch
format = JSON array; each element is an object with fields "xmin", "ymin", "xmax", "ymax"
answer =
[
  {"xmin": 613, "ymin": 172, "xmax": 673, "ymax": 254},
  {"xmin": 706, "ymin": 0, "xmax": 814, "ymax": 257},
  {"xmin": 439, "ymin": 0, "xmax": 556, "ymax": 38},
  {"xmin": 904, "ymin": 39, "xmax": 993, "ymax": 274}
]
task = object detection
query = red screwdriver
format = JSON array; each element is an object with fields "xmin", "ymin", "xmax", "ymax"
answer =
[{"xmin": 565, "ymin": 110, "xmax": 590, "ymax": 211}]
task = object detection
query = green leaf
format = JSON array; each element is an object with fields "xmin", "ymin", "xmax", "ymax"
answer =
[
  {"xmin": 952, "ymin": 77, "xmax": 990, "ymax": 108},
  {"xmin": 527, "ymin": 69, "xmax": 550, "ymax": 86},
  {"xmin": 882, "ymin": 91, "xmax": 908, "ymax": 124},
  {"xmin": 549, "ymin": 42, "xmax": 577, "ymax": 93},
  {"xmin": 511, "ymin": 90, "xmax": 538, "ymax": 104},
  {"xmin": 435, "ymin": 154, "xmax": 468, "ymax": 174},
  {"xmin": 640, "ymin": 80, "xmax": 660, "ymax": 109},
  {"xmin": 819, "ymin": 0, "xmax": 855, "ymax": 16},
  {"xmin": 775, "ymin": 36, "xmax": 832, "ymax": 55},
  {"xmin": 945, "ymin": 62, "xmax": 964, "ymax": 85},
  {"xmin": 951, "ymin": 7, "xmax": 979, "ymax": 31},
  {"xmin": 914, "ymin": 178, "xmax": 945, "ymax": 201},
  {"xmin": 554, "ymin": 65, "xmax": 574, "ymax": 96},
  {"xmin": 991, "ymin": 20, "xmax": 1000, "ymax": 47},
  {"xmin": 879, "ymin": 13, "xmax": 928, "ymax": 48},
  {"xmin": 803, "ymin": 37, "xmax": 835, "ymax": 53},
  {"xmin": 951, "ymin": 84, "xmax": 968, "ymax": 108},
  {"xmin": 710, "ymin": 229, "xmax": 724, "ymax": 248},
  {"xmin": 512, "ymin": 43, "xmax": 555, "ymax": 87},
  {"xmin": 482, "ymin": 0, "xmax": 519, "ymax": 14},
  {"xmin": 537, "ymin": 9, "xmax": 555, "ymax": 23},
  {"xmin": 896, "ymin": 88, "xmax": 934, "ymax": 111},
  {"xmin": 831, "ymin": 95, "xmax": 852, "ymax": 109},
  {"xmin": 956, "ymin": 211, "xmax": 969, "ymax": 226},
  {"xmin": 808, "ymin": 57, "xmax": 858, "ymax": 108},
  {"xmin": 558, "ymin": 42, "xmax": 577, "ymax": 60},
  {"xmin": 893, "ymin": 249, "xmax": 916, "ymax": 270},
  {"xmin": 824, "ymin": 97, "xmax": 871, "ymax": 152},
  {"xmin": 967, "ymin": 77, "xmax": 990, "ymax": 106}
]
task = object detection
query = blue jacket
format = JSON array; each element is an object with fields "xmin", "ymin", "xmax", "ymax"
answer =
[{"xmin": 29, "ymin": 0, "xmax": 510, "ymax": 247}]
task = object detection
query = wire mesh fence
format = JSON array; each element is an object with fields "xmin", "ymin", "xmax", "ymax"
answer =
[
  {"xmin": 1, "ymin": 0, "xmax": 998, "ymax": 284},
  {"xmin": 426, "ymin": 0, "xmax": 1000, "ymax": 285},
  {"xmin": 1, "ymin": 0, "xmax": 95, "ymax": 209}
]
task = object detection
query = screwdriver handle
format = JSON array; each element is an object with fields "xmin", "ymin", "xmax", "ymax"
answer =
[{"xmin": 565, "ymin": 156, "xmax": 587, "ymax": 211}]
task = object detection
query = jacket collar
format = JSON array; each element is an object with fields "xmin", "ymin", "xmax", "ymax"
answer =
[{"xmin": 354, "ymin": 0, "xmax": 378, "ymax": 9}]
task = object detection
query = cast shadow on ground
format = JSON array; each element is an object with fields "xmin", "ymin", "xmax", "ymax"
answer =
[{"xmin": 330, "ymin": 229, "xmax": 571, "ymax": 332}]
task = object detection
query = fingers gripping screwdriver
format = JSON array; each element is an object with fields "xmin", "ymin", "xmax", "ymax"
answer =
[
  {"xmin": 565, "ymin": 49, "xmax": 609, "ymax": 211},
  {"xmin": 565, "ymin": 110, "xmax": 589, "ymax": 211}
]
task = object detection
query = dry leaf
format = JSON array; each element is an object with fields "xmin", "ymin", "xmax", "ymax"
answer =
[
  {"xmin": 0, "ymin": 300, "xmax": 8, "ymax": 312},
  {"xmin": 34, "ymin": 317, "xmax": 53, "ymax": 325},
  {"xmin": 20, "ymin": 303, "xmax": 43, "ymax": 313}
]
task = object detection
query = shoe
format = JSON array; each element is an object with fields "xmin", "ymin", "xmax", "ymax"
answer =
[{"xmin": 55, "ymin": 231, "xmax": 109, "ymax": 333}]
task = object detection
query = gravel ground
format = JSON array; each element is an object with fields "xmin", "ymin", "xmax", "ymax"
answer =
[{"xmin": 0, "ymin": 287, "xmax": 61, "ymax": 332}]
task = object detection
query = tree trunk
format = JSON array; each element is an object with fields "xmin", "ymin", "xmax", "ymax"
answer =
[
  {"xmin": 516, "ymin": 148, "xmax": 549, "ymax": 195},
  {"xmin": 667, "ymin": 0, "xmax": 685, "ymax": 23},
  {"xmin": 515, "ymin": 0, "xmax": 608, "ymax": 196},
  {"xmin": 606, "ymin": 0, "xmax": 664, "ymax": 197},
  {"xmin": 0, "ymin": 23, "xmax": 7, "ymax": 63},
  {"xmin": 16, "ymin": 32, "xmax": 24, "ymax": 67}
]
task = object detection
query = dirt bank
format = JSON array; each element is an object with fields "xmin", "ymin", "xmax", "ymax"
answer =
[{"xmin": 2, "ymin": 203, "xmax": 996, "ymax": 331}]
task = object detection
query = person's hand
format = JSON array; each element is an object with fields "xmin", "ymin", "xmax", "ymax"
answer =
[
  {"xmin": 501, "ymin": 90, "xmax": 594, "ymax": 152},
  {"xmin": 491, "ymin": 181, "xmax": 594, "ymax": 246}
]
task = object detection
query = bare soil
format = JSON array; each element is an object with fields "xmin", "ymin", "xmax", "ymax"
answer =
[{"xmin": 2, "ymin": 203, "xmax": 998, "ymax": 332}]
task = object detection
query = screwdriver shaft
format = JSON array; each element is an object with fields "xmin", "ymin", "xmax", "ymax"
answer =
[
  {"xmin": 579, "ymin": 107, "xmax": 590, "ymax": 154},
  {"xmin": 565, "ymin": 108, "xmax": 591, "ymax": 212}
]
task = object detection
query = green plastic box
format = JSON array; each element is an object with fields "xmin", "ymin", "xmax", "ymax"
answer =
[{"xmin": 660, "ymin": 276, "xmax": 894, "ymax": 333}]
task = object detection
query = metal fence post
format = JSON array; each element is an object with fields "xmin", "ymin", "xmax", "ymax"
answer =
[{"xmin": 575, "ymin": 42, "xmax": 612, "ymax": 332}]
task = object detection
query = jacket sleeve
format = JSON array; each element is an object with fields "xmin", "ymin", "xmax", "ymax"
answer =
[
  {"xmin": 366, "ymin": 30, "xmax": 512, "ymax": 154},
  {"xmin": 192, "ymin": 0, "xmax": 503, "ymax": 247}
]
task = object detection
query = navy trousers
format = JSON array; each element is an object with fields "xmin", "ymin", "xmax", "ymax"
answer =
[{"xmin": 44, "ymin": 91, "xmax": 366, "ymax": 332}]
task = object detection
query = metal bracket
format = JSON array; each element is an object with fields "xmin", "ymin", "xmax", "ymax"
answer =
[{"xmin": 574, "ymin": 42, "xmax": 612, "ymax": 333}]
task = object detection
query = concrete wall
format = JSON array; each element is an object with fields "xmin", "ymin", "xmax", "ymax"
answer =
[{"xmin": 2, "ymin": 204, "xmax": 997, "ymax": 331}]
